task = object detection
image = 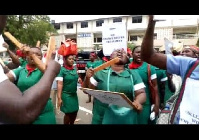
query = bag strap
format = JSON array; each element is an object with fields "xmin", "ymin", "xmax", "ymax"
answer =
[
  {"xmin": 170, "ymin": 59, "xmax": 199, "ymax": 123},
  {"xmin": 147, "ymin": 64, "xmax": 151, "ymax": 83}
]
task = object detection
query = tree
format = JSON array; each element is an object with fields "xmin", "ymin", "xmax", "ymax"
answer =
[
  {"xmin": 4, "ymin": 15, "xmax": 57, "ymax": 50},
  {"xmin": 127, "ymin": 42, "xmax": 135, "ymax": 51}
]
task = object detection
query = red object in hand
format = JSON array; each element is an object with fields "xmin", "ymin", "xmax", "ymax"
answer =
[{"xmin": 16, "ymin": 50, "xmax": 26, "ymax": 58}]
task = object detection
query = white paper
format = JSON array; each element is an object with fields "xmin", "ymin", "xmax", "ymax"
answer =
[
  {"xmin": 0, "ymin": 35, "xmax": 7, "ymax": 52},
  {"xmin": 179, "ymin": 78, "xmax": 199, "ymax": 124},
  {"xmin": 164, "ymin": 37, "xmax": 173, "ymax": 54},
  {"xmin": 82, "ymin": 88, "xmax": 133, "ymax": 108},
  {"xmin": 102, "ymin": 22, "xmax": 127, "ymax": 56}
]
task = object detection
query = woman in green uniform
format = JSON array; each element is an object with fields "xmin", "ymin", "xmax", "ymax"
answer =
[
  {"xmin": 6, "ymin": 47, "xmax": 56, "ymax": 124},
  {"xmin": 83, "ymin": 49, "xmax": 146, "ymax": 124},
  {"xmin": 85, "ymin": 52, "xmax": 98, "ymax": 103},
  {"xmin": 129, "ymin": 46, "xmax": 160, "ymax": 124},
  {"xmin": 56, "ymin": 50, "xmax": 79, "ymax": 124}
]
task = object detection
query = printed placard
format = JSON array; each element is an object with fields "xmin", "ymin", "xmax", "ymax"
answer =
[
  {"xmin": 80, "ymin": 88, "xmax": 134, "ymax": 108},
  {"xmin": 102, "ymin": 22, "xmax": 127, "ymax": 56}
]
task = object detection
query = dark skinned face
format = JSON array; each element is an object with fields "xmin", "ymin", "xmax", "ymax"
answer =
[
  {"xmin": 26, "ymin": 48, "xmax": 42, "ymax": 65},
  {"xmin": 110, "ymin": 49, "xmax": 129, "ymax": 65},
  {"xmin": 181, "ymin": 48, "xmax": 197, "ymax": 58},
  {"xmin": 132, "ymin": 47, "xmax": 142, "ymax": 63},
  {"xmin": 89, "ymin": 54, "xmax": 95, "ymax": 61},
  {"xmin": 65, "ymin": 55, "xmax": 74, "ymax": 66}
]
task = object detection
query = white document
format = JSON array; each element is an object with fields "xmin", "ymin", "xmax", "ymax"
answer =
[
  {"xmin": 164, "ymin": 37, "xmax": 173, "ymax": 54},
  {"xmin": 179, "ymin": 78, "xmax": 199, "ymax": 124},
  {"xmin": 102, "ymin": 22, "xmax": 127, "ymax": 56},
  {"xmin": 0, "ymin": 35, "xmax": 7, "ymax": 52},
  {"xmin": 80, "ymin": 88, "xmax": 134, "ymax": 108}
]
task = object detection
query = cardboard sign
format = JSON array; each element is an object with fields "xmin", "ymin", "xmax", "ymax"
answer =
[
  {"xmin": 102, "ymin": 22, "xmax": 127, "ymax": 56},
  {"xmin": 80, "ymin": 88, "xmax": 134, "ymax": 109}
]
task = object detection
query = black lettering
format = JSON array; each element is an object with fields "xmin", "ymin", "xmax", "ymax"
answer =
[
  {"xmin": 192, "ymin": 118, "xmax": 199, "ymax": 124},
  {"xmin": 180, "ymin": 118, "xmax": 189, "ymax": 124}
]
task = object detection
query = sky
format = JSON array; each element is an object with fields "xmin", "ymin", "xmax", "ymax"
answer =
[{"xmin": 48, "ymin": 15, "xmax": 199, "ymax": 23}]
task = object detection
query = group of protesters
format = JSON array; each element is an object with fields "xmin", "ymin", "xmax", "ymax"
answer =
[{"xmin": 0, "ymin": 15, "xmax": 198, "ymax": 124}]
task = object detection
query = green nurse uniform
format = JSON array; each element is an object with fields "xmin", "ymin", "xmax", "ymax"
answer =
[
  {"xmin": 130, "ymin": 62, "xmax": 157, "ymax": 124},
  {"xmin": 12, "ymin": 66, "xmax": 56, "ymax": 124},
  {"xmin": 19, "ymin": 58, "xmax": 28, "ymax": 67},
  {"xmin": 86, "ymin": 61, "xmax": 98, "ymax": 69},
  {"xmin": 56, "ymin": 67, "xmax": 79, "ymax": 113},
  {"xmin": 91, "ymin": 67, "xmax": 145, "ymax": 124},
  {"xmin": 155, "ymin": 67, "xmax": 168, "ymax": 107}
]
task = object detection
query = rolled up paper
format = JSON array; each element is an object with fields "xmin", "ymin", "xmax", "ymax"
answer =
[
  {"xmin": 0, "ymin": 58, "xmax": 5, "ymax": 67},
  {"xmin": 4, "ymin": 32, "xmax": 22, "ymax": 49},
  {"xmin": 45, "ymin": 36, "xmax": 55, "ymax": 66},
  {"xmin": 36, "ymin": 40, "xmax": 40, "ymax": 48},
  {"xmin": 93, "ymin": 57, "xmax": 120, "ymax": 73},
  {"xmin": 4, "ymin": 32, "xmax": 46, "ymax": 72}
]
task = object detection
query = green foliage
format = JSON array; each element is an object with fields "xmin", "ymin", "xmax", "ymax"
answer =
[
  {"xmin": 4, "ymin": 15, "xmax": 57, "ymax": 50},
  {"xmin": 127, "ymin": 43, "xmax": 135, "ymax": 51}
]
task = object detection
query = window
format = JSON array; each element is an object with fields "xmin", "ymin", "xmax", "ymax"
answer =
[
  {"xmin": 54, "ymin": 23, "xmax": 60, "ymax": 29},
  {"xmin": 81, "ymin": 22, "xmax": 88, "ymax": 28},
  {"xmin": 154, "ymin": 33, "xmax": 157, "ymax": 39},
  {"xmin": 94, "ymin": 38, "xmax": 96, "ymax": 42},
  {"xmin": 113, "ymin": 18, "xmax": 122, "ymax": 23},
  {"xmin": 96, "ymin": 20, "xmax": 104, "ymax": 27},
  {"xmin": 97, "ymin": 37, "xmax": 102, "ymax": 42},
  {"xmin": 71, "ymin": 38, "xmax": 76, "ymax": 42},
  {"xmin": 130, "ymin": 36, "xmax": 137, "ymax": 41},
  {"xmin": 132, "ymin": 16, "xmax": 142, "ymax": 23},
  {"xmin": 67, "ymin": 23, "xmax": 73, "ymax": 29}
]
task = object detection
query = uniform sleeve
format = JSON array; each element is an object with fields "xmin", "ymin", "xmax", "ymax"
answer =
[
  {"xmin": 12, "ymin": 67, "xmax": 24, "ymax": 81},
  {"xmin": 0, "ymin": 65, "xmax": 8, "ymax": 83},
  {"xmin": 90, "ymin": 71, "xmax": 100, "ymax": 87},
  {"xmin": 55, "ymin": 67, "xmax": 64, "ymax": 81},
  {"xmin": 150, "ymin": 65, "xmax": 157, "ymax": 80},
  {"xmin": 3, "ymin": 61, "xmax": 9, "ymax": 65},
  {"xmin": 85, "ymin": 62, "xmax": 89, "ymax": 70},
  {"xmin": 161, "ymin": 70, "xmax": 168, "ymax": 82},
  {"xmin": 130, "ymin": 70, "xmax": 145, "ymax": 91}
]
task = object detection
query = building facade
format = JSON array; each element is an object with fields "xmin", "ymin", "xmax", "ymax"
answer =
[{"xmin": 51, "ymin": 15, "xmax": 199, "ymax": 51}]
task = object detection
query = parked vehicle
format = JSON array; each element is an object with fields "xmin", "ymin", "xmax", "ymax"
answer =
[{"xmin": 76, "ymin": 51, "xmax": 90, "ymax": 81}]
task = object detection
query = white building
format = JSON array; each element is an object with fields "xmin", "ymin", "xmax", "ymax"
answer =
[{"xmin": 51, "ymin": 15, "xmax": 199, "ymax": 51}]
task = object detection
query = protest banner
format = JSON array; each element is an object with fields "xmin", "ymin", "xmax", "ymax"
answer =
[{"xmin": 102, "ymin": 22, "xmax": 127, "ymax": 56}]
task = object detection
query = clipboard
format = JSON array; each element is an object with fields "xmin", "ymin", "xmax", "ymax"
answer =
[{"xmin": 80, "ymin": 87, "xmax": 135, "ymax": 109}]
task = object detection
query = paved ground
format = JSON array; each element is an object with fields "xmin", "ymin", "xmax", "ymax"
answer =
[{"xmin": 50, "ymin": 85, "xmax": 93, "ymax": 124}]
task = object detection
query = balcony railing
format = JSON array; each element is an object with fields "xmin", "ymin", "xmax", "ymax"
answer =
[{"xmin": 173, "ymin": 34, "xmax": 199, "ymax": 39}]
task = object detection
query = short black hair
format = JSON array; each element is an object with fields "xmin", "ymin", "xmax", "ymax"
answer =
[
  {"xmin": 97, "ymin": 49, "xmax": 104, "ymax": 59},
  {"xmin": 132, "ymin": 46, "xmax": 141, "ymax": 53}
]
